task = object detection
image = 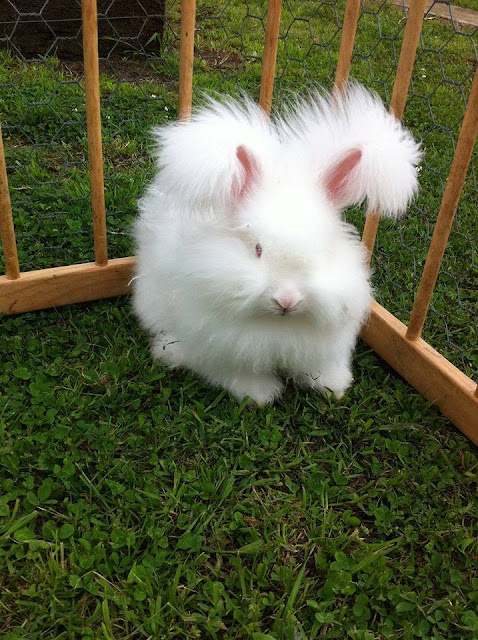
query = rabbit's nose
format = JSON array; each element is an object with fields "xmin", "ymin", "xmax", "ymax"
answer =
[{"xmin": 272, "ymin": 291, "xmax": 303, "ymax": 314}]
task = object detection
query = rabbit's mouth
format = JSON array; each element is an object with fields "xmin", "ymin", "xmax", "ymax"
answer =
[{"xmin": 272, "ymin": 300, "xmax": 303, "ymax": 316}]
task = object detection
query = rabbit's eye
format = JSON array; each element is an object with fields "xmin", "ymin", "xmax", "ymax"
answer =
[{"xmin": 255, "ymin": 243, "xmax": 262, "ymax": 258}]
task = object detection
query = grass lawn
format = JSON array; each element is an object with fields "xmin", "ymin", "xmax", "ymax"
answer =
[{"xmin": 1, "ymin": 1, "xmax": 477, "ymax": 638}]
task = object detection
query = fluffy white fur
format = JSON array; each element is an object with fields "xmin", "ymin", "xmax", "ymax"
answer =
[{"xmin": 133, "ymin": 83, "xmax": 421, "ymax": 405}]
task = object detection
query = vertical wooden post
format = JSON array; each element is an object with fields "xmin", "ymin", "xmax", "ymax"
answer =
[
  {"xmin": 362, "ymin": 0, "xmax": 427, "ymax": 259},
  {"xmin": 0, "ymin": 124, "xmax": 20, "ymax": 280},
  {"xmin": 178, "ymin": 0, "xmax": 196, "ymax": 121},
  {"xmin": 82, "ymin": 0, "xmax": 108, "ymax": 267},
  {"xmin": 259, "ymin": 0, "xmax": 282, "ymax": 115},
  {"xmin": 406, "ymin": 69, "xmax": 478, "ymax": 341},
  {"xmin": 334, "ymin": 0, "xmax": 361, "ymax": 94}
]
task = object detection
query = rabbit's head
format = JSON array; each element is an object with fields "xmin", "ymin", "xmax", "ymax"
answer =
[{"xmin": 153, "ymin": 88, "xmax": 421, "ymax": 324}]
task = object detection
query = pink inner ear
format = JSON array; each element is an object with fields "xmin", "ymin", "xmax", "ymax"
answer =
[
  {"xmin": 234, "ymin": 145, "xmax": 260, "ymax": 200},
  {"xmin": 324, "ymin": 148, "xmax": 362, "ymax": 204}
]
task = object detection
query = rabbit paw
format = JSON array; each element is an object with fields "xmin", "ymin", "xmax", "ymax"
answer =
[
  {"xmin": 227, "ymin": 373, "xmax": 284, "ymax": 406},
  {"xmin": 152, "ymin": 332, "xmax": 184, "ymax": 368},
  {"xmin": 306, "ymin": 366, "xmax": 353, "ymax": 400}
]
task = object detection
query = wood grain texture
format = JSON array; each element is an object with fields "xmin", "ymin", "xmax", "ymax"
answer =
[
  {"xmin": 362, "ymin": 0, "xmax": 427, "ymax": 259},
  {"xmin": 389, "ymin": 0, "xmax": 428, "ymax": 121},
  {"xmin": 361, "ymin": 208, "xmax": 380, "ymax": 264},
  {"xmin": 361, "ymin": 301, "xmax": 478, "ymax": 445},
  {"xmin": 0, "ymin": 257, "xmax": 135, "ymax": 314},
  {"xmin": 334, "ymin": 0, "xmax": 360, "ymax": 93},
  {"xmin": 178, "ymin": 0, "xmax": 196, "ymax": 121},
  {"xmin": 407, "ymin": 69, "xmax": 478, "ymax": 340},
  {"xmin": 259, "ymin": 0, "xmax": 282, "ymax": 115},
  {"xmin": 82, "ymin": 0, "xmax": 108, "ymax": 266},
  {"xmin": 0, "ymin": 124, "xmax": 20, "ymax": 280}
]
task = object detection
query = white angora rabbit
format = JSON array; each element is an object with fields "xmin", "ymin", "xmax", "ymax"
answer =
[{"xmin": 133, "ymin": 83, "xmax": 421, "ymax": 405}]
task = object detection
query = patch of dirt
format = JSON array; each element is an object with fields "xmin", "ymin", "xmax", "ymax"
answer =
[
  {"xmin": 60, "ymin": 58, "xmax": 174, "ymax": 85},
  {"xmin": 196, "ymin": 48, "xmax": 244, "ymax": 70},
  {"xmin": 60, "ymin": 48, "xmax": 244, "ymax": 83}
]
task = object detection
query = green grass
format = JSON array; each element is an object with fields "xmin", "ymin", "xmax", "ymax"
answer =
[
  {"xmin": 1, "ymin": 1, "xmax": 477, "ymax": 638},
  {"xmin": 1, "ymin": 299, "xmax": 477, "ymax": 639}
]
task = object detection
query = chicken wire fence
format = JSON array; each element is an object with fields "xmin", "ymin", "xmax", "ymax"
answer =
[{"xmin": 0, "ymin": 0, "xmax": 476, "ymax": 377}]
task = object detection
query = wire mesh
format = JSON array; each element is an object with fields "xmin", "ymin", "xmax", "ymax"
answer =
[{"xmin": 0, "ymin": 0, "xmax": 476, "ymax": 377}]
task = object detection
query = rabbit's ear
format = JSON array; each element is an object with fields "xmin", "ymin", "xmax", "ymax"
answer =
[
  {"xmin": 323, "ymin": 148, "xmax": 362, "ymax": 208},
  {"xmin": 152, "ymin": 98, "xmax": 271, "ymax": 214},
  {"xmin": 289, "ymin": 83, "xmax": 422, "ymax": 217},
  {"xmin": 333, "ymin": 86, "xmax": 422, "ymax": 216},
  {"xmin": 233, "ymin": 145, "xmax": 261, "ymax": 201}
]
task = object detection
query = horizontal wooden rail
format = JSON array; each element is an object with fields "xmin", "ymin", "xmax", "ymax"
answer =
[
  {"xmin": 259, "ymin": 0, "xmax": 283, "ymax": 115},
  {"xmin": 178, "ymin": 0, "xmax": 196, "ymax": 121},
  {"xmin": 82, "ymin": 0, "xmax": 108, "ymax": 266},
  {"xmin": 0, "ymin": 257, "xmax": 134, "ymax": 314},
  {"xmin": 0, "ymin": 124, "xmax": 20, "ymax": 280},
  {"xmin": 362, "ymin": 0, "xmax": 428, "ymax": 259},
  {"xmin": 387, "ymin": 0, "xmax": 478, "ymax": 29},
  {"xmin": 407, "ymin": 68, "xmax": 478, "ymax": 340},
  {"xmin": 361, "ymin": 301, "xmax": 478, "ymax": 445}
]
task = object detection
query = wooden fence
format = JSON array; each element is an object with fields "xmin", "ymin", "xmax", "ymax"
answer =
[{"xmin": 1, "ymin": 0, "xmax": 477, "ymax": 444}]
